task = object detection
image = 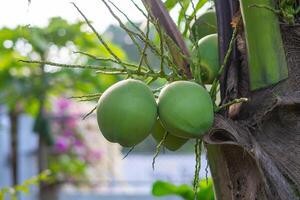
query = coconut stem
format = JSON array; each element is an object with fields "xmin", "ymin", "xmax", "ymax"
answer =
[
  {"xmin": 152, "ymin": 132, "xmax": 169, "ymax": 170},
  {"xmin": 216, "ymin": 97, "xmax": 248, "ymax": 112},
  {"xmin": 193, "ymin": 139, "xmax": 202, "ymax": 199}
]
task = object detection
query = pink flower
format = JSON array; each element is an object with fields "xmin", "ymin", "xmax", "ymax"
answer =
[
  {"xmin": 57, "ymin": 98, "xmax": 71, "ymax": 111},
  {"xmin": 66, "ymin": 117, "xmax": 77, "ymax": 129},
  {"xmin": 74, "ymin": 139, "xmax": 83, "ymax": 147},
  {"xmin": 54, "ymin": 137, "xmax": 69, "ymax": 153},
  {"xmin": 63, "ymin": 129, "xmax": 74, "ymax": 137}
]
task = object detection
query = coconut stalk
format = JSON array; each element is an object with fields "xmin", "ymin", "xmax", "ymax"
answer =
[
  {"xmin": 240, "ymin": 0, "xmax": 289, "ymax": 90},
  {"xmin": 141, "ymin": 0, "xmax": 192, "ymax": 78}
]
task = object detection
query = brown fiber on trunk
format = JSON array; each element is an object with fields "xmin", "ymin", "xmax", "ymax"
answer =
[{"xmin": 204, "ymin": 0, "xmax": 300, "ymax": 199}]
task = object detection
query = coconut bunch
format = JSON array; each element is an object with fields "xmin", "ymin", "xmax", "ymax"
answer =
[
  {"xmin": 97, "ymin": 79, "xmax": 214, "ymax": 150},
  {"xmin": 96, "ymin": 10, "xmax": 221, "ymax": 150}
]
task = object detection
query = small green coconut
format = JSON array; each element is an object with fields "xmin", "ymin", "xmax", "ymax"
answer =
[
  {"xmin": 152, "ymin": 119, "xmax": 188, "ymax": 151},
  {"xmin": 192, "ymin": 34, "xmax": 219, "ymax": 84},
  {"xmin": 190, "ymin": 10, "xmax": 217, "ymax": 43},
  {"xmin": 97, "ymin": 79, "xmax": 157, "ymax": 147},
  {"xmin": 158, "ymin": 81, "xmax": 214, "ymax": 139}
]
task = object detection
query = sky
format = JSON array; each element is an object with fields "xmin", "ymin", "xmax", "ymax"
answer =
[
  {"xmin": 0, "ymin": 0, "xmax": 148, "ymax": 32},
  {"xmin": 0, "ymin": 0, "xmax": 211, "ymax": 33}
]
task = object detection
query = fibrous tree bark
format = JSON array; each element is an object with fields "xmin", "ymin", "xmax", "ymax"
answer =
[{"xmin": 204, "ymin": 0, "xmax": 300, "ymax": 199}]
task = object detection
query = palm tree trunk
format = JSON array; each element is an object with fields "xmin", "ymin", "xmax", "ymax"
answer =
[
  {"xmin": 133, "ymin": 0, "xmax": 300, "ymax": 199},
  {"xmin": 204, "ymin": 1, "xmax": 300, "ymax": 199}
]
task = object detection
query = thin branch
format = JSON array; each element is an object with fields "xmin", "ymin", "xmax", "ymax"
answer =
[
  {"xmin": 146, "ymin": 17, "xmax": 180, "ymax": 76},
  {"xmin": 82, "ymin": 105, "xmax": 97, "ymax": 120},
  {"xmin": 74, "ymin": 51, "xmax": 120, "ymax": 63},
  {"xmin": 141, "ymin": 30, "xmax": 181, "ymax": 73},
  {"xmin": 107, "ymin": 0, "xmax": 144, "ymax": 34},
  {"xmin": 193, "ymin": 139, "xmax": 202, "ymax": 199},
  {"xmin": 209, "ymin": 27, "xmax": 238, "ymax": 102},
  {"xmin": 107, "ymin": 0, "xmax": 180, "ymax": 73},
  {"xmin": 122, "ymin": 146, "xmax": 135, "ymax": 159},
  {"xmin": 74, "ymin": 51, "xmax": 148, "ymax": 71},
  {"xmin": 146, "ymin": 77, "xmax": 157, "ymax": 85},
  {"xmin": 138, "ymin": 13, "xmax": 151, "ymax": 72},
  {"xmin": 217, "ymin": 27, "xmax": 238, "ymax": 78},
  {"xmin": 178, "ymin": 0, "xmax": 193, "ymax": 36},
  {"xmin": 21, "ymin": 59, "xmax": 176, "ymax": 80},
  {"xmin": 186, "ymin": 0, "xmax": 200, "ymax": 50},
  {"xmin": 205, "ymin": 153, "xmax": 209, "ymax": 185},
  {"xmin": 157, "ymin": 19, "xmax": 165, "ymax": 75},
  {"xmin": 142, "ymin": 3, "xmax": 182, "ymax": 74},
  {"xmin": 152, "ymin": 132, "xmax": 169, "ymax": 170},
  {"xmin": 130, "ymin": 0, "xmax": 148, "ymax": 18},
  {"xmin": 69, "ymin": 93, "xmax": 102, "ymax": 99},
  {"xmin": 72, "ymin": 2, "xmax": 127, "ymax": 70},
  {"xmin": 161, "ymin": 32, "xmax": 187, "ymax": 77},
  {"xmin": 102, "ymin": 0, "xmax": 157, "ymax": 72},
  {"xmin": 23, "ymin": 2, "xmax": 183, "ymax": 84},
  {"xmin": 95, "ymin": 68, "xmax": 175, "ymax": 80},
  {"xmin": 142, "ymin": 0, "xmax": 192, "ymax": 78},
  {"xmin": 101, "ymin": 0, "xmax": 143, "ymax": 53},
  {"xmin": 78, "ymin": 96, "xmax": 100, "ymax": 102},
  {"xmin": 190, "ymin": 0, "xmax": 197, "ymax": 23},
  {"xmin": 216, "ymin": 97, "xmax": 248, "ymax": 112},
  {"xmin": 20, "ymin": 59, "xmax": 119, "ymax": 71},
  {"xmin": 95, "ymin": 70, "xmax": 127, "ymax": 75}
]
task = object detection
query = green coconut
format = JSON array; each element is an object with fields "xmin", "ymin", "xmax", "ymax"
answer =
[
  {"xmin": 151, "ymin": 119, "xmax": 188, "ymax": 151},
  {"xmin": 190, "ymin": 10, "xmax": 217, "ymax": 43},
  {"xmin": 192, "ymin": 34, "xmax": 219, "ymax": 84},
  {"xmin": 158, "ymin": 81, "xmax": 214, "ymax": 139},
  {"xmin": 97, "ymin": 79, "xmax": 157, "ymax": 147}
]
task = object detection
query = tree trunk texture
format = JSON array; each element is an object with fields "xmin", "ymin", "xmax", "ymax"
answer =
[
  {"xmin": 39, "ymin": 138, "xmax": 52, "ymax": 200},
  {"xmin": 8, "ymin": 110, "xmax": 18, "ymax": 186},
  {"xmin": 205, "ymin": 0, "xmax": 300, "ymax": 199}
]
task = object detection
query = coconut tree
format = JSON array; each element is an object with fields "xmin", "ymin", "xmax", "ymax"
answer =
[
  {"xmin": 22, "ymin": 0, "xmax": 300, "ymax": 199},
  {"xmin": 145, "ymin": 0, "xmax": 300, "ymax": 199}
]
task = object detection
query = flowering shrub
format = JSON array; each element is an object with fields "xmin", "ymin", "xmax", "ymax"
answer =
[{"xmin": 49, "ymin": 98, "xmax": 103, "ymax": 185}]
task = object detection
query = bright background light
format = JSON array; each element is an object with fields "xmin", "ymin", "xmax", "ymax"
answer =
[{"xmin": 0, "ymin": 0, "xmax": 147, "ymax": 31}]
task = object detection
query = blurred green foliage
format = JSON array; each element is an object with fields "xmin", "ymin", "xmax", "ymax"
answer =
[
  {"xmin": 49, "ymin": 155, "xmax": 86, "ymax": 182},
  {"xmin": 0, "ymin": 17, "xmax": 125, "ymax": 117},
  {"xmin": 164, "ymin": 0, "xmax": 209, "ymax": 35},
  {"xmin": 0, "ymin": 170, "xmax": 52, "ymax": 200},
  {"xmin": 152, "ymin": 179, "xmax": 214, "ymax": 200}
]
